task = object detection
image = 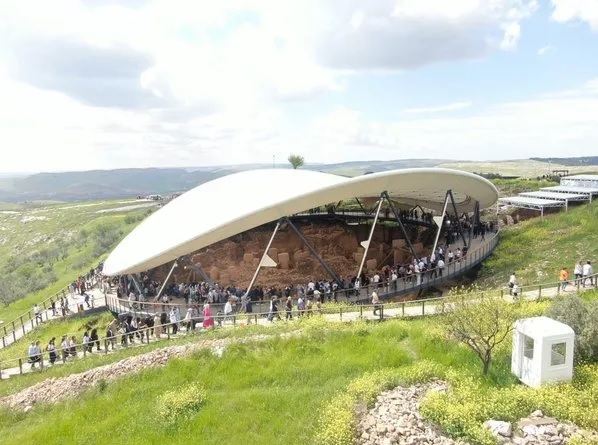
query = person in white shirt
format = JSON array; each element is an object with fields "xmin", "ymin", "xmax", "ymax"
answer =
[
  {"xmin": 224, "ymin": 300, "xmax": 233, "ymax": 323},
  {"xmin": 582, "ymin": 261, "xmax": 594, "ymax": 287},
  {"xmin": 371, "ymin": 291, "xmax": 380, "ymax": 316},
  {"xmin": 574, "ymin": 261, "xmax": 583, "ymax": 285},
  {"xmin": 508, "ymin": 273, "xmax": 516, "ymax": 295},
  {"xmin": 437, "ymin": 259, "xmax": 446, "ymax": 277}
]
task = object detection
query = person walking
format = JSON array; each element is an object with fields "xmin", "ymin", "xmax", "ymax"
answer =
[
  {"xmin": 559, "ymin": 267, "xmax": 569, "ymax": 291},
  {"xmin": 371, "ymin": 291, "xmax": 381, "ymax": 316},
  {"xmin": 33, "ymin": 304, "xmax": 42, "ymax": 324},
  {"xmin": 285, "ymin": 296, "xmax": 293, "ymax": 320},
  {"xmin": 46, "ymin": 337, "xmax": 57, "ymax": 365},
  {"xmin": 574, "ymin": 261, "xmax": 583, "ymax": 286},
  {"xmin": 582, "ymin": 261, "xmax": 594, "ymax": 287},
  {"xmin": 508, "ymin": 272, "xmax": 516, "ymax": 295}
]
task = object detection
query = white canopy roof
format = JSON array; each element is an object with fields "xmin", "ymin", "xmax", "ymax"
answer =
[
  {"xmin": 498, "ymin": 196, "xmax": 565, "ymax": 209},
  {"xmin": 103, "ymin": 168, "xmax": 498, "ymax": 276},
  {"xmin": 515, "ymin": 316, "xmax": 574, "ymax": 339},
  {"xmin": 518, "ymin": 191, "xmax": 587, "ymax": 201}
]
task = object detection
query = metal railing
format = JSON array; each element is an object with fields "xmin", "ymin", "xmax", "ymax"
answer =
[
  {"xmin": 0, "ymin": 276, "xmax": 99, "ymax": 349},
  {"xmin": 3, "ymin": 270, "xmax": 597, "ymax": 380}
]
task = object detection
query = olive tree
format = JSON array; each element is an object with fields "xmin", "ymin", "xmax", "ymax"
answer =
[
  {"xmin": 288, "ymin": 154, "xmax": 305, "ymax": 169},
  {"xmin": 441, "ymin": 291, "xmax": 518, "ymax": 374}
]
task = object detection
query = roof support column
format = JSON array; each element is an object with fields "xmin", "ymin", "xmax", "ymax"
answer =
[
  {"xmin": 355, "ymin": 198, "xmax": 368, "ymax": 214},
  {"xmin": 128, "ymin": 274, "xmax": 144, "ymax": 299},
  {"xmin": 356, "ymin": 194, "xmax": 384, "ymax": 281},
  {"xmin": 180, "ymin": 255, "xmax": 212, "ymax": 284},
  {"xmin": 447, "ymin": 190, "xmax": 468, "ymax": 249},
  {"xmin": 245, "ymin": 219, "xmax": 282, "ymax": 296},
  {"xmin": 284, "ymin": 217, "xmax": 341, "ymax": 283},
  {"xmin": 431, "ymin": 192, "xmax": 450, "ymax": 257},
  {"xmin": 155, "ymin": 258, "xmax": 179, "ymax": 301},
  {"xmin": 381, "ymin": 191, "xmax": 418, "ymax": 260}
]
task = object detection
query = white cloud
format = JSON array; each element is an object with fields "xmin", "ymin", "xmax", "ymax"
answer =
[
  {"xmin": 0, "ymin": 0, "xmax": 579, "ymax": 174},
  {"xmin": 404, "ymin": 102, "xmax": 473, "ymax": 114},
  {"xmin": 301, "ymin": 79, "xmax": 598, "ymax": 163},
  {"xmin": 552, "ymin": 0, "xmax": 598, "ymax": 30},
  {"xmin": 537, "ymin": 45, "xmax": 554, "ymax": 55},
  {"xmin": 499, "ymin": 22, "xmax": 522, "ymax": 50}
]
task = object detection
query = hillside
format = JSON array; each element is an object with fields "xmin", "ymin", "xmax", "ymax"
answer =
[
  {"xmin": 0, "ymin": 199, "xmax": 160, "ymax": 322},
  {"xmin": 2, "ymin": 157, "xmax": 595, "ymax": 202},
  {"xmin": 478, "ymin": 200, "xmax": 598, "ymax": 287}
]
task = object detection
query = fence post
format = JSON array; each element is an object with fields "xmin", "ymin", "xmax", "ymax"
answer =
[
  {"xmin": 30, "ymin": 313, "xmax": 35, "ymax": 329},
  {"xmin": 0, "ymin": 362, "xmax": 2, "ymax": 380},
  {"xmin": 379, "ymin": 305, "xmax": 383, "ymax": 321},
  {"xmin": 20, "ymin": 317, "xmax": 25, "ymax": 336},
  {"xmin": 500, "ymin": 289, "xmax": 504, "ymax": 298},
  {"xmin": 360, "ymin": 305, "xmax": 363, "ymax": 318},
  {"xmin": 19, "ymin": 358, "xmax": 23, "ymax": 375},
  {"xmin": 402, "ymin": 302, "xmax": 405, "ymax": 317},
  {"xmin": 339, "ymin": 307, "xmax": 342, "ymax": 321},
  {"xmin": 538, "ymin": 285, "xmax": 542, "ymax": 299}
]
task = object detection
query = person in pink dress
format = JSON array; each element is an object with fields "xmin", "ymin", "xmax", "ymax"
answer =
[{"xmin": 202, "ymin": 303, "xmax": 214, "ymax": 329}]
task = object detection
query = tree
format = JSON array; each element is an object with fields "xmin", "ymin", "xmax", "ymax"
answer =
[
  {"xmin": 288, "ymin": 154, "xmax": 305, "ymax": 169},
  {"xmin": 441, "ymin": 290, "xmax": 518, "ymax": 374},
  {"xmin": 547, "ymin": 295, "xmax": 598, "ymax": 362}
]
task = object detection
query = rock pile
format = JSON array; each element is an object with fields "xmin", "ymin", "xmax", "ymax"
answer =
[
  {"xmin": 357, "ymin": 381, "xmax": 467, "ymax": 445},
  {"xmin": 485, "ymin": 410, "xmax": 598, "ymax": 445}
]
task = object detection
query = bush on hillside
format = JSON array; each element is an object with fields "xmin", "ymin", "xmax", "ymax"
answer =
[
  {"xmin": 547, "ymin": 295, "xmax": 598, "ymax": 362},
  {"xmin": 156, "ymin": 382, "xmax": 206, "ymax": 424}
]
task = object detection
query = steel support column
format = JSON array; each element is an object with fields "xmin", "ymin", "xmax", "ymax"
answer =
[
  {"xmin": 285, "ymin": 217, "xmax": 341, "ymax": 283},
  {"xmin": 356, "ymin": 196, "xmax": 384, "ymax": 281},
  {"xmin": 382, "ymin": 191, "xmax": 418, "ymax": 260},
  {"xmin": 245, "ymin": 219, "xmax": 282, "ymax": 296},
  {"xmin": 180, "ymin": 255, "xmax": 212, "ymax": 283},
  {"xmin": 431, "ymin": 192, "xmax": 451, "ymax": 255},
  {"xmin": 155, "ymin": 259, "xmax": 179, "ymax": 301},
  {"xmin": 355, "ymin": 198, "xmax": 368, "ymax": 214},
  {"xmin": 447, "ymin": 190, "xmax": 468, "ymax": 248},
  {"xmin": 128, "ymin": 274, "xmax": 144, "ymax": 298}
]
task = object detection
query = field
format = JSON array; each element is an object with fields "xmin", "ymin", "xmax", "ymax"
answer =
[{"xmin": 439, "ymin": 159, "xmax": 598, "ymax": 178}]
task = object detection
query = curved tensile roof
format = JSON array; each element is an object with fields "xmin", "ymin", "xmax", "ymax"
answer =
[{"xmin": 103, "ymin": 168, "xmax": 498, "ymax": 276}]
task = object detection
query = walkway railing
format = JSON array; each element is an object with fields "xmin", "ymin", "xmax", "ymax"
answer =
[
  {"xmin": 3, "ymin": 271, "xmax": 597, "ymax": 380},
  {"xmin": 0, "ymin": 276, "xmax": 99, "ymax": 349}
]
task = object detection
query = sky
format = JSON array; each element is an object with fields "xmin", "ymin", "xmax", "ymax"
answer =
[{"xmin": 0, "ymin": 0, "xmax": 597, "ymax": 173}]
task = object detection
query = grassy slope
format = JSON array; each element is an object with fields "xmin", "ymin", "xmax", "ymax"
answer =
[
  {"xmin": 0, "ymin": 319, "xmax": 501, "ymax": 445},
  {"xmin": 478, "ymin": 201, "xmax": 598, "ymax": 287},
  {"xmin": 0, "ymin": 200, "xmax": 156, "ymax": 323}
]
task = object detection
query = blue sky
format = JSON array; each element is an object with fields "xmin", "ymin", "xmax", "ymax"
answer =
[{"xmin": 0, "ymin": 0, "xmax": 597, "ymax": 172}]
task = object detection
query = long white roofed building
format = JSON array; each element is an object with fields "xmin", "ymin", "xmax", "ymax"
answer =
[{"xmin": 103, "ymin": 168, "xmax": 498, "ymax": 279}]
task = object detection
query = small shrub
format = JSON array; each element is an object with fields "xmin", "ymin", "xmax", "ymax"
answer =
[{"xmin": 156, "ymin": 382, "xmax": 206, "ymax": 424}]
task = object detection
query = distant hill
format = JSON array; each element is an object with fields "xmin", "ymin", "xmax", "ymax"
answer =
[
  {"xmin": 530, "ymin": 156, "xmax": 598, "ymax": 166},
  {"xmin": 0, "ymin": 160, "xmax": 452, "ymax": 202},
  {"xmin": 0, "ymin": 156, "xmax": 594, "ymax": 202}
]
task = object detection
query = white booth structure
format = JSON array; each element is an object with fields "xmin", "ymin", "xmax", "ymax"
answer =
[{"xmin": 511, "ymin": 316, "xmax": 575, "ymax": 388}]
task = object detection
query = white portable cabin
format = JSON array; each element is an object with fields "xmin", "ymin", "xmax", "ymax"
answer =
[{"xmin": 511, "ymin": 316, "xmax": 575, "ymax": 388}]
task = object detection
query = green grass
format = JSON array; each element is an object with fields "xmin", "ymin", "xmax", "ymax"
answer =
[
  {"xmin": 0, "ymin": 311, "xmax": 115, "ymax": 363},
  {"xmin": 479, "ymin": 202, "xmax": 598, "ymax": 287},
  {"xmin": 0, "ymin": 318, "xmax": 477, "ymax": 445},
  {"xmin": 1, "ymin": 305, "xmax": 597, "ymax": 445},
  {"xmin": 0, "ymin": 199, "xmax": 158, "ymax": 323}
]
